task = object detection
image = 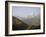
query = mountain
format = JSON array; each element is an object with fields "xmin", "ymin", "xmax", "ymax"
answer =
[
  {"xmin": 12, "ymin": 13, "xmax": 40, "ymax": 30},
  {"xmin": 15, "ymin": 14, "xmax": 40, "ymax": 26},
  {"xmin": 12, "ymin": 16, "xmax": 28, "ymax": 30}
]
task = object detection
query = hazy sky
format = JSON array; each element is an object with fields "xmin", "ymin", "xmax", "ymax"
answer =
[{"xmin": 12, "ymin": 6, "xmax": 40, "ymax": 18}]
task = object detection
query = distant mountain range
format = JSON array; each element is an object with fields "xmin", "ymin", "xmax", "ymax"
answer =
[{"xmin": 14, "ymin": 14, "xmax": 40, "ymax": 26}]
